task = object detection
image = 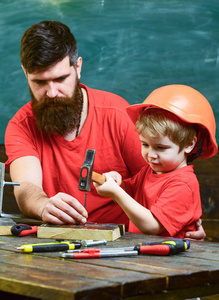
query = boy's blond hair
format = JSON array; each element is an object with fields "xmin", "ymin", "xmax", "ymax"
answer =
[{"xmin": 136, "ymin": 108, "xmax": 197, "ymax": 152}]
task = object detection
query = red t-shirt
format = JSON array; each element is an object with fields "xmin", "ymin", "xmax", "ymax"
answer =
[
  {"xmin": 124, "ymin": 165, "xmax": 202, "ymax": 238},
  {"xmin": 5, "ymin": 84, "xmax": 145, "ymax": 226}
]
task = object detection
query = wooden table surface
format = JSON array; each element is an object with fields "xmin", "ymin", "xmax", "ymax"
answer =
[{"xmin": 0, "ymin": 229, "xmax": 218, "ymax": 300}]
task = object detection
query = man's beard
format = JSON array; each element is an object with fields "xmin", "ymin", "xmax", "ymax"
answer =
[{"xmin": 31, "ymin": 80, "xmax": 83, "ymax": 136}]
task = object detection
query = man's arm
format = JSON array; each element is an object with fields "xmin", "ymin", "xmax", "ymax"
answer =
[{"xmin": 10, "ymin": 156, "xmax": 87, "ymax": 224}]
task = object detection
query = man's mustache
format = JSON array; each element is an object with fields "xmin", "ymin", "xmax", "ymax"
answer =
[{"xmin": 37, "ymin": 97, "xmax": 73, "ymax": 107}]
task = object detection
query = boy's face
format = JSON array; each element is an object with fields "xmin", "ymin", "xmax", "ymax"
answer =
[{"xmin": 139, "ymin": 132, "xmax": 189, "ymax": 174}]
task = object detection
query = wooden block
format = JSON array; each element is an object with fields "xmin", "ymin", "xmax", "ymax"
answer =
[
  {"xmin": 0, "ymin": 215, "xmax": 43, "ymax": 236},
  {"xmin": 37, "ymin": 223, "xmax": 123, "ymax": 241},
  {"xmin": 0, "ymin": 218, "xmax": 16, "ymax": 235}
]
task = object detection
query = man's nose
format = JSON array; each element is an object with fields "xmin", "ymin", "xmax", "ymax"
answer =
[{"xmin": 46, "ymin": 81, "xmax": 58, "ymax": 98}]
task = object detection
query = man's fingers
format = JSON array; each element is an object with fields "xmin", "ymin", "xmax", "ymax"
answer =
[
  {"xmin": 55, "ymin": 205, "xmax": 87, "ymax": 224},
  {"xmin": 42, "ymin": 193, "xmax": 88, "ymax": 224},
  {"xmin": 56, "ymin": 192, "xmax": 88, "ymax": 216}
]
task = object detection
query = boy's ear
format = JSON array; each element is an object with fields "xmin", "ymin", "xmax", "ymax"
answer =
[{"xmin": 185, "ymin": 136, "xmax": 198, "ymax": 154}]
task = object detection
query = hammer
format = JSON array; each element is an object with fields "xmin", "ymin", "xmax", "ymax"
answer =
[{"xmin": 78, "ymin": 149, "xmax": 106, "ymax": 208}]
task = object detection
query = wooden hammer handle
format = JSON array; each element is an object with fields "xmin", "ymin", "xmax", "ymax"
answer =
[{"xmin": 92, "ymin": 171, "xmax": 106, "ymax": 185}]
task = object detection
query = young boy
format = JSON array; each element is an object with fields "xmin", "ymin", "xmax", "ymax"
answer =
[{"xmin": 94, "ymin": 85, "xmax": 218, "ymax": 238}]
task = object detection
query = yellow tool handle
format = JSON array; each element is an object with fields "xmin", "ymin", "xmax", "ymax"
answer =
[{"xmin": 92, "ymin": 171, "xmax": 106, "ymax": 185}]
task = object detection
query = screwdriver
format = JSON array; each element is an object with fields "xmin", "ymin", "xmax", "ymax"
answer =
[
  {"xmin": 11, "ymin": 224, "xmax": 38, "ymax": 237},
  {"xmin": 61, "ymin": 244, "xmax": 182, "ymax": 259},
  {"xmin": 17, "ymin": 241, "xmax": 81, "ymax": 253},
  {"xmin": 134, "ymin": 244, "xmax": 180, "ymax": 255},
  {"xmin": 142, "ymin": 239, "xmax": 190, "ymax": 253},
  {"xmin": 61, "ymin": 248, "xmax": 138, "ymax": 259}
]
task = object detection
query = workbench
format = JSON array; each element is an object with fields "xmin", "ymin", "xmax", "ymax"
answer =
[{"xmin": 0, "ymin": 228, "xmax": 218, "ymax": 299}]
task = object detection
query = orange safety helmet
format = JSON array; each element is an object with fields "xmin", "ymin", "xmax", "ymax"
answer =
[{"xmin": 126, "ymin": 84, "xmax": 218, "ymax": 160}]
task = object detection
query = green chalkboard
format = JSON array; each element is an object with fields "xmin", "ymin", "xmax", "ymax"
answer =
[{"xmin": 0, "ymin": 0, "xmax": 218, "ymax": 144}]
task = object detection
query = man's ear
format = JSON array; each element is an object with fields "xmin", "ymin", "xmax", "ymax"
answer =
[
  {"xmin": 21, "ymin": 65, "xmax": 28, "ymax": 78},
  {"xmin": 76, "ymin": 57, "xmax": 82, "ymax": 80},
  {"xmin": 185, "ymin": 136, "xmax": 198, "ymax": 154}
]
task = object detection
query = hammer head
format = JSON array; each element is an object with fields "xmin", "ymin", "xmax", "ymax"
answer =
[{"xmin": 78, "ymin": 149, "xmax": 96, "ymax": 191}]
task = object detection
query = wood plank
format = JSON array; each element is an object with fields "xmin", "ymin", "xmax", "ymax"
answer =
[
  {"xmin": 0, "ymin": 233, "xmax": 218, "ymax": 299},
  {"xmin": 3, "ymin": 234, "xmax": 218, "ymax": 281},
  {"xmin": 124, "ymin": 283, "xmax": 219, "ymax": 300},
  {"xmin": 37, "ymin": 223, "xmax": 122, "ymax": 241},
  {"xmin": 0, "ymin": 247, "xmax": 217, "ymax": 299},
  {"xmin": 0, "ymin": 259, "xmax": 120, "ymax": 300},
  {"xmin": 0, "ymin": 218, "xmax": 15, "ymax": 236},
  {"xmin": 0, "ymin": 250, "xmax": 165, "ymax": 299}
]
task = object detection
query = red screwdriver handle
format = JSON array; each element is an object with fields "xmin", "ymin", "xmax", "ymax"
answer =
[
  {"xmin": 135, "ymin": 244, "xmax": 177, "ymax": 255},
  {"xmin": 11, "ymin": 224, "xmax": 38, "ymax": 237}
]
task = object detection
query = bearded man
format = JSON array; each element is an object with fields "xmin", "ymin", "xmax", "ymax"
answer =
[{"xmin": 4, "ymin": 21, "xmax": 205, "ymax": 240}]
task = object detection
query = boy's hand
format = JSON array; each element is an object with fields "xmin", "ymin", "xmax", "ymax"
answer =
[
  {"xmin": 93, "ymin": 172, "xmax": 121, "ymax": 198},
  {"xmin": 106, "ymin": 171, "xmax": 122, "ymax": 185},
  {"xmin": 184, "ymin": 219, "xmax": 206, "ymax": 241}
]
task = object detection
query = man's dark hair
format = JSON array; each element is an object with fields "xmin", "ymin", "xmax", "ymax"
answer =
[{"xmin": 20, "ymin": 21, "xmax": 78, "ymax": 73}]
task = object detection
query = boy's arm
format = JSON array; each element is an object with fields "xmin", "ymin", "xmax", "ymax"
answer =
[
  {"xmin": 94, "ymin": 173, "xmax": 164, "ymax": 235},
  {"xmin": 94, "ymin": 173, "xmax": 205, "ymax": 238},
  {"xmin": 113, "ymin": 187, "xmax": 165, "ymax": 234}
]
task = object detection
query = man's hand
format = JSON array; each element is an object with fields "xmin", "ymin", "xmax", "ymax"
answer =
[
  {"xmin": 10, "ymin": 156, "xmax": 88, "ymax": 225},
  {"xmin": 185, "ymin": 219, "xmax": 206, "ymax": 241},
  {"xmin": 41, "ymin": 192, "xmax": 88, "ymax": 225}
]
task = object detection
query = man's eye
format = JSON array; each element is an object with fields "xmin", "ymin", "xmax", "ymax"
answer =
[
  {"xmin": 34, "ymin": 80, "xmax": 45, "ymax": 85},
  {"xmin": 55, "ymin": 76, "xmax": 67, "ymax": 82}
]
